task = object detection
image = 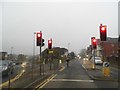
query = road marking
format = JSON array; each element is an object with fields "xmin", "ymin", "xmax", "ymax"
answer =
[
  {"xmin": 82, "ymin": 64, "xmax": 86, "ymax": 70},
  {"xmin": 0, "ymin": 70, "xmax": 25, "ymax": 88},
  {"xmin": 25, "ymin": 75, "xmax": 47, "ymax": 88},
  {"xmin": 39, "ymin": 74, "xmax": 57, "ymax": 88},
  {"xmin": 51, "ymin": 79, "xmax": 94, "ymax": 82},
  {"xmin": 59, "ymin": 66, "xmax": 65, "ymax": 71},
  {"xmin": 35, "ymin": 74, "xmax": 54, "ymax": 89},
  {"xmin": 36, "ymin": 74, "xmax": 57, "ymax": 89}
]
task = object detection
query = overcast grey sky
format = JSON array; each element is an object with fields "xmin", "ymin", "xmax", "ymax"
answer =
[{"xmin": 0, "ymin": 0, "xmax": 119, "ymax": 55}]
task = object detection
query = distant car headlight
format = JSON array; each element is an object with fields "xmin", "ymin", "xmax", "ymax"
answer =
[
  {"xmin": 21, "ymin": 62, "xmax": 27, "ymax": 67},
  {"xmin": 2, "ymin": 66, "xmax": 8, "ymax": 71}
]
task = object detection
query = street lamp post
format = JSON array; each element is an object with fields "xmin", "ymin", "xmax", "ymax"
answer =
[
  {"xmin": 43, "ymin": 45, "xmax": 46, "ymax": 75},
  {"xmin": 32, "ymin": 32, "xmax": 36, "ymax": 80},
  {"xmin": 68, "ymin": 43, "xmax": 70, "ymax": 54},
  {"xmin": 11, "ymin": 47, "xmax": 13, "ymax": 60}
]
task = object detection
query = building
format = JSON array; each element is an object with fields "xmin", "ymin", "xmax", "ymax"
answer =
[
  {"xmin": 0, "ymin": 52, "xmax": 8, "ymax": 60},
  {"xmin": 103, "ymin": 38, "xmax": 118, "ymax": 58},
  {"xmin": 96, "ymin": 37, "xmax": 118, "ymax": 62},
  {"xmin": 87, "ymin": 45, "xmax": 92, "ymax": 59},
  {"xmin": 87, "ymin": 37, "xmax": 119, "ymax": 62}
]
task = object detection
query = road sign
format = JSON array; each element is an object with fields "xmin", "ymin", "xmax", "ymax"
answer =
[
  {"xmin": 103, "ymin": 62, "xmax": 110, "ymax": 76},
  {"xmin": 49, "ymin": 50, "xmax": 53, "ymax": 54}
]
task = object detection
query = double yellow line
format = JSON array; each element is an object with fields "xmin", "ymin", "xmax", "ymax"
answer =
[
  {"xmin": 35, "ymin": 74, "xmax": 57, "ymax": 89},
  {"xmin": 59, "ymin": 66, "xmax": 65, "ymax": 72},
  {"xmin": 35, "ymin": 66, "xmax": 65, "ymax": 89}
]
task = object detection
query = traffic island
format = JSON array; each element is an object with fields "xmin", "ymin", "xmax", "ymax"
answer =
[
  {"xmin": 91, "ymin": 76, "xmax": 118, "ymax": 81},
  {"xmin": 80, "ymin": 60, "xmax": 118, "ymax": 81},
  {"xmin": 84, "ymin": 66, "xmax": 118, "ymax": 81}
]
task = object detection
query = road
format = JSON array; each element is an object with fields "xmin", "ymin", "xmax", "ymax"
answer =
[{"xmin": 36, "ymin": 59, "xmax": 118, "ymax": 89}]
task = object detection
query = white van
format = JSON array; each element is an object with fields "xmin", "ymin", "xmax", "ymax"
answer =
[{"xmin": 91, "ymin": 57, "xmax": 103, "ymax": 65}]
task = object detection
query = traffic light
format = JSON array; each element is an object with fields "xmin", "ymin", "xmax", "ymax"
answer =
[
  {"xmin": 100, "ymin": 24, "xmax": 107, "ymax": 41},
  {"xmin": 48, "ymin": 39, "xmax": 52, "ymax": 49},
  {"xmin": 36, "ymin": 31, "xmax": 42, "ymax": 46},
  {"xmin": 42, "ymin": 38, "xmax": 45, "ymax": 47},
  {"xmin": 91, "ymin": 37, "xmax": 97, "ymax": 49}
]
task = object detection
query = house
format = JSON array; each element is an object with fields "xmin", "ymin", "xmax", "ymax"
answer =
[{"xmin": 96, "ymin": 37, "xmax": 118, "ymax": 62}]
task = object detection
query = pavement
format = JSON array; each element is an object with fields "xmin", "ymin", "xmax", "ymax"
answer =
[{"xmin": 80, "ymin": 59, "xmax": 119, "ymax": 82}]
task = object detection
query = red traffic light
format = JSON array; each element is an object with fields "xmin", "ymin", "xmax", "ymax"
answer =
[
  {"xmin": 93, "ymin": 39, "xmax": 96, "ymax": 43},
  {"xmin": 48, "ymin": 39, "xmax": 52, "ymax": 49},
  {"xmin": 100, "ymin": 24, "xmax": 107, "ymax": 41},
  {"xmin": 48, "ymin": 40, "xmax": 52, "ymax": 44},
  {"xmin": 101, "ymin": 26, "xmax": 106, "ymax": 32},
  {"xmin": 37, "ymin": 33, "xmax": 41, "ymax": 37},
  {"xmin": 36, "ymin": 31, "xmax": 42, "ymax": 46},
  {"xmin": 36, "ymin": 32, "xmax": 42, "ymax": 38},
  {"xmin": 91, "ymin": 37, "xmax": 97, "ymax": 49}
]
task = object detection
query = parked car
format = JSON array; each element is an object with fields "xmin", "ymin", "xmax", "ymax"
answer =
[
  {"xmin": 0, "ymin": 60, "xmax": 14, "ymax": 77},
  {"xmin": 91, "ymin": 57, "xmax": 103, "ymax": 65}
]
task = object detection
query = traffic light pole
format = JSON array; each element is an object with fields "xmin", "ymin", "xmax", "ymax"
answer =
[
  {"xmin": 32, "ymin": 32, "xmax": 36, "ymax": 80},
  {"xmin": 101, "ymin": 41, "xmax": 105, "ymax": 62},
  {"xmin": 36, "ymin": 31, "xmax": 45, "ymax": 76},
  {"xmin": 40, "ymin": 42, "xmax": 42, "ymax": 75},
  {"xmin": 50, "ymin": 53, "xmax": 52, "ymax": 70},
  {"xmin": 93, "ymin": 49, "xmax": 96, "ymax": 69}
]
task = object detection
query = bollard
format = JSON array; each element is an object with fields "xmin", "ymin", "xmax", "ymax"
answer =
[{"xmin": 103, "ymin": 62, "xmax": 110, "ymax": 77}]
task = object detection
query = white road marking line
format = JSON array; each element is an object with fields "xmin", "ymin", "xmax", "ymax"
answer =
[
  {"xmin": 82, "ymin": 64, "xmax": 86, "ymax": 69},
  {"xmin": 51, "ymin": 79, "xmax": 94, "ymax": 82}
]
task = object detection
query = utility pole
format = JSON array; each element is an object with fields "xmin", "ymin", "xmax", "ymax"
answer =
[{"xmin": 11, "ymin": 47, "xmax": 13, "ymax": 60}]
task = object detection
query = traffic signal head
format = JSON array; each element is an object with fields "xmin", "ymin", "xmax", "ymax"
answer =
[
  {"xmin": 36, "ymin": 32, "xmax": 42, "ymax": 46},
  {"xmin": 42, "ymin": 39, "xmax": 45, "ymax": 47},
  {"xmin": 91, "ymin": 37, "xmax": 97, "ymax": 49},
  {"xmin": 48, "ymin": 39, "xmax": 52, "ymax": 49},
  {"xmin": 100, "ymin": 24, "xmax": 107, "ymax": 41}
]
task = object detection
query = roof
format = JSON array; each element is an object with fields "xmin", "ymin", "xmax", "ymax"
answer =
[
  {"xmin": 96, "ymin": 37, "xmax": 118, "ymax": 45},
  {"xmin": 107, "ymin": 37, "xmax": 118, "ymax": 43}
]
